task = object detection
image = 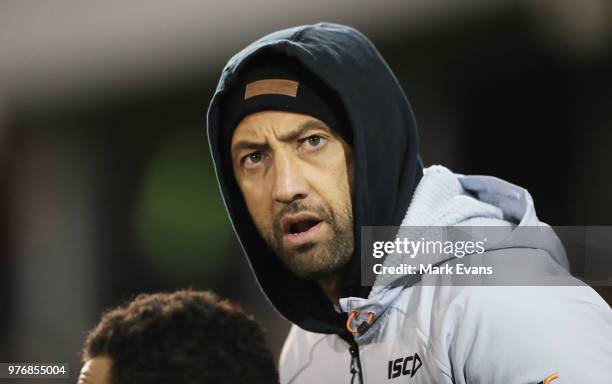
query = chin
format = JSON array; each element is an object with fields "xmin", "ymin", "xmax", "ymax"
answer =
[{"xmin": 286, "ymin": 251, "xmax": 347, "ymax": 280}]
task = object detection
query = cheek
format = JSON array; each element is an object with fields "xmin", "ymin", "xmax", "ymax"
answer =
[
  {"xmin": 309, "ymin": 147, "xmax": 352, "ymax": 211},
  {"xmin": 239, "ymin": 180, "xmax": 275, "ymax": 231},
  {"xmin": 331, "ymin": 167, "xmax": 352, "ymax": 211}
]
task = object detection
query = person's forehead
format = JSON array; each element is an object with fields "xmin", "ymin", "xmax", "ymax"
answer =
[
  {"xmin": 78, "ymin": 356, "xmax": 112, "ymax": 384},
  {"xmin": 232, "ymin": 110, "xmax": 330, "ymax": 139}
]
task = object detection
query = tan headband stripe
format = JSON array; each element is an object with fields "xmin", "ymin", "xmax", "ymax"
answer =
[{"xmin": 244, "ymin": 79, "xmax": 299, "ymax": 100}]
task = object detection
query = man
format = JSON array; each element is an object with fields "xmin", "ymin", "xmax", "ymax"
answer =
[
  {"xmin": 78, "ymin": 290, "xmax": 278, "ymax": 384},
  {"xmin": 206, "ymin": 23, "xmax": 612, "ymax": 383}
]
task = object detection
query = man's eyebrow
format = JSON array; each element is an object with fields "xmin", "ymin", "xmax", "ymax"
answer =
[
  {"xmin": 277, "ymin": 120, "xmax": 330, "ymax": 141},
  {"xmin": 232, "ymin": 139, "xmax": 268, "ymax": 154},
  {"xmin": 232, "ymin": 120, "xmax": 330, "ymax": 154}
]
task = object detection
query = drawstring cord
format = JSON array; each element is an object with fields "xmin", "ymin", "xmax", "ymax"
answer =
[
  {"xmin": 346, "ymin": 310, "xmax": 375, "ymax": 384},
  {"xmin": 349, "ymin": 352, "xmax": 357, "ymax": 384},
  {"xmin": 349, "ymin": 343, "xmax": 362, "ymax": 384}
]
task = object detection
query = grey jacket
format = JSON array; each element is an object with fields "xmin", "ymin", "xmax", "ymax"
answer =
[{"xmin": 280, "ymin": 166, "xmax": 612, "ymax": 383}]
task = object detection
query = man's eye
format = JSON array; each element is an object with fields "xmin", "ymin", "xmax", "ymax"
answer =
[
  {"xmin": 302, "ymin": 135, "xmax": 326, "ymax": 150},
  {"xmin": 249, "ymin": 153, "xmax": 262, "ymax": 162},
  {"xmin": 243, "ymin": 152, "xmax": 263, "ymax": 167}
]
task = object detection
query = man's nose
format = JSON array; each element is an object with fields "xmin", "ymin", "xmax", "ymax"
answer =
[{"xmin": 272, "ymin": 156, "xmax": 308, "ymax": 204}]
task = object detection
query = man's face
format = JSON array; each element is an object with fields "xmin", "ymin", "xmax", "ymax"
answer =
[
  {"xmin": 231, "ymin": 110, "xmax": 354, "ymax": 279},
  {"xmin": 77, "ymin": 357, "xmax": 112, "ymax": 384}
]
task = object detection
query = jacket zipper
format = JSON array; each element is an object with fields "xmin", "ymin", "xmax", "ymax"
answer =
[{"xmin": 348, "ymin": 338, "xmax": 363, "ymax": 384}]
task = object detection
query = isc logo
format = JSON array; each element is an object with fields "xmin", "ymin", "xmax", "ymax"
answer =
[{"xmin": 387, "ymin": 353, "xmax": 422, "ymax": 379}]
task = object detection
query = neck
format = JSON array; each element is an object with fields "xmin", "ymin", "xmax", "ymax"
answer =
[{"xmin": 317, "ymin": 272, "xmax": 343, "ymax": 307}]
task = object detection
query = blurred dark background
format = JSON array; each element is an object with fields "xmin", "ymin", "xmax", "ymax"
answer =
[{"xmin": 1, "ymin": 1, "xmax": 611, "ymax": 382}]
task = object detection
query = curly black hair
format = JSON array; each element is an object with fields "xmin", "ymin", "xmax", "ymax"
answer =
[{"xmin": 82, "ymin": 290, "xmax": 279, "ymax": 384}]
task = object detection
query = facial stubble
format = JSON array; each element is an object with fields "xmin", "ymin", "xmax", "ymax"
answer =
[{"xmin": 264, "ymin": 200, "xmax": 354, "ymax": 279}]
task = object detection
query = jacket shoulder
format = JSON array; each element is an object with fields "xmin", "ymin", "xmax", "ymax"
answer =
[{"xmin": 425, "ymin": 276, "xmax": 612, "ymax": 382}]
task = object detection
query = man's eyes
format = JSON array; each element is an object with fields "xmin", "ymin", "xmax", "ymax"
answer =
[{"xmin": 240, "ymin": 135, "xmax": 328, "ymax": 168}]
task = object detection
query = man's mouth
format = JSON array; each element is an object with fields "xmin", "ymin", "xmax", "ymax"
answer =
[{"xmin": 280, "ymin": 212, "xmax": 326, "ymax": 249}]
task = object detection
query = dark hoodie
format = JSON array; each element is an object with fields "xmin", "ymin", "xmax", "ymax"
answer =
[{"xmin": 206, "ymin": 22, "xmax": 423, "ymax": 337}]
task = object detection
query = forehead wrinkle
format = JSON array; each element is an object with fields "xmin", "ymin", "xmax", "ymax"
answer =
[
  {"xmin": 233, "ymin": 116, "xmax": 274, "ymax": 144},
  {"xmin": 237, "ymin": 115, "xmax": 328, "ymax": 141}
]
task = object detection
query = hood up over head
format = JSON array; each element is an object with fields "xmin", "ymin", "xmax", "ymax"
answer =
[{"xmin": 206, "ymin": 22, "xmax": 423, "ymax": 335}]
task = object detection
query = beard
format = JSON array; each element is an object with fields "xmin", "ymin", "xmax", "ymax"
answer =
[{"xmin": 260, "ymin": 200, "xmax": 354, "ymax": 280}]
